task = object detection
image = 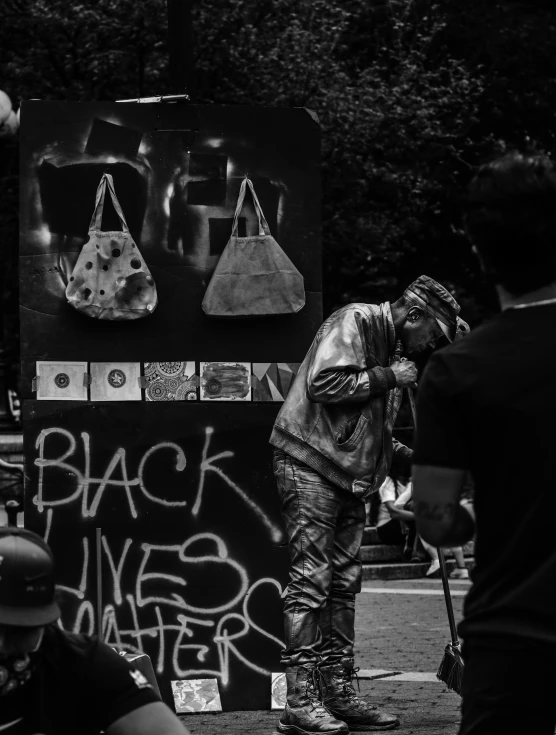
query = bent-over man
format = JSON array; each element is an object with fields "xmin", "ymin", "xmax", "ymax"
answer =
[{"xmin": 271, "ymin": 275, "xmax": 462, "ymax": 734}]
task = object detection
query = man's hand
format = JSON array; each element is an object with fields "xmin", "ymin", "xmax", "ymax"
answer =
[{"xmin": 391, "ymin": 360, "xmax": 418, "ymax": 388}]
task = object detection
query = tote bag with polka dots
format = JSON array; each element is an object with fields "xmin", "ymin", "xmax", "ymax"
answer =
[{"xmin": 65, "ymin": 173, "xmax": 157, "ymax": 320}]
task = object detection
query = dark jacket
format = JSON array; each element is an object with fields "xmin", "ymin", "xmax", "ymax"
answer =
[{"xmin": 270, "ymin": 302, "xmax": 412, "ymax": 498}]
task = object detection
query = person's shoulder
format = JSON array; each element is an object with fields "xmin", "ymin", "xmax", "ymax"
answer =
[
  {"xmin": 44, "ymin": 623, "xmax": 95, "ymax": 650},
  {"xmin": 43, "ymin": 626, "xmax": 145, "ymax": 682},
  {"xmin": 422, "ymin": 317, "xmax": 503, "ymax": 397},
  {"xmin": 379, "ymin": 476, "xmax": 394, "ymax": 495},
  {"xmin": 329, "ymin": 302, "xmax": 377, "ymax": 318},
  {"xmin": 41, "ymin": 624, "xmax": 99, "ymax": 673},
  {"xmin": 319, "ymin": 303, "xmax": 378, "ymax": 333},
  {"xmin": 46, "ymin": 623, "xmax": 99, "ymax": 651},
  {"xmin": 433, "ymin": 315, "xmax": 501, "ymax": 366}
]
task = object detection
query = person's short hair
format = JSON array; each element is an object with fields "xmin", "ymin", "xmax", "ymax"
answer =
[{"xmin": 464, "ymin": 151, "xmax": 556, "ymax": 295}]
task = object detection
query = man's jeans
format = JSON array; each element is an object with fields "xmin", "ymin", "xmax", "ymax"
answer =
[{"xmin": 273, "ymin": 449, "xmax": 366, "ymax": 667}]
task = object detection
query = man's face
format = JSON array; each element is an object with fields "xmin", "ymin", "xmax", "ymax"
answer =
[
  {"xmin": 0, "ymin": 624, "xmax": 43, "ymax": 658},
  {"xmin": 400, "ymin": 308, "xmax": 445, "ymax": 354}
]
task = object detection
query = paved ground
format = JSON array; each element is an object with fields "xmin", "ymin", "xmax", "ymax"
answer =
[
  {"xmin": 354, "ymin": 578, "xmax": 466, "ymax": 673},
  {"xmin": 178, "ymin": 578, "xmax": 469, "ymax": 734}
]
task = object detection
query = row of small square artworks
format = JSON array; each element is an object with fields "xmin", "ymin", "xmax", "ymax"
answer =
[
  {"xmin": 171, "ymin": 675, "xmax": 287, "ymax": 714},
  {"xmin": 33, "ymin": 361, "xmax": 302, "ymax": 403}
]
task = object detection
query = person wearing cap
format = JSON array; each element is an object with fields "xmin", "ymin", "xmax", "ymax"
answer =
[
  {"xmin": 269, "ymin": 275, "xmax": 462, "ymax": 735},
  {"xmin": 412, "ymin": 152, "xmax": 556, "ymax": 734},
  {"xmin": 0, "ymin": 527, "xmax": 189, "ymax": 735}
]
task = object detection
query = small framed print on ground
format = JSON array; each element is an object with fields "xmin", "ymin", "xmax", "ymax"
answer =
[
  {"xmin": 171, "ymin": 678, "xmax": 223, "ymax": 713},
  {"xmin": 200, "ymin": 361, "xmax": 251, "ymax": 401},
  {"xmin": 143, "ymin": 361, "xmax": 198, "ymax": 401},
  {"xmin": 271, "ymin": 672, "xmax": 287, "ymax": 710},
  {"xmin": 35, "ymin": 361, "xmax": 88, "ymax": 401},
  {"xmin": 90, "ymin": 362, "xmax": 142, "ymax": 401}
]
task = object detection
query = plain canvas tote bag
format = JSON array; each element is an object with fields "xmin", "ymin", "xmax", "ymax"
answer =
[
  {"xmin": 202, "ymin": 178, "xmax": 305, "ymax": 317},
  {"xmin": 65, "ymin": 173, "xmax": 157, "ymax": 320}
]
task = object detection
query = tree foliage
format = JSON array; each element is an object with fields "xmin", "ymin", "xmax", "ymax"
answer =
[
  {"xmin": 1, "ymin": 0, "xmax": 556, "ymax": 342},
  {"xmin": 1, "ymin": 0, "xmax": 168, "ymax": 100},
  {"xmin": 191, "ymin": 0, "xmax": 556, "ymax": 319}
]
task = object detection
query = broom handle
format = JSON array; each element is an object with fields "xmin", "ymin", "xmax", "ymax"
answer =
[
  {"xmin": 405, "ymin": 385, "xmax": 460, "ymax": 647},
  {"xmin": 406, "ymin": 387, "xmax": 417, "ymax": 425},
  {"xmin": 438, "ymin": 547, "xmax": 460, "ymax": 645}
]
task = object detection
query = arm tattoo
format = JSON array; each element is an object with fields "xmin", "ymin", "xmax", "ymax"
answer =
[{"xmin": 414, "ymin": 501, "xmax": 456, "ymax": 522}]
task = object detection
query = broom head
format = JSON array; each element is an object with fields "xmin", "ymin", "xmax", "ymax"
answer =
[{"xmin": 437, "ymin": 641, "xmax": 464, "ymax": 695}]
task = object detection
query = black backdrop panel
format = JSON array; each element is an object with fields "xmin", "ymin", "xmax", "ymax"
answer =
[
  {"xmin": 19, "ymin": 102, "xmax": 321, "ymax": 711},
  {"xmin": 24, "ymin": 401, "xmax": 290, "ymax": 711},
  {"xmin": 18, "ymin": 278, "xmax": 322, "ymax": 390},
  {"xmin": 19, "ymin": 102, "xmax": 321, "ymax": 293}
]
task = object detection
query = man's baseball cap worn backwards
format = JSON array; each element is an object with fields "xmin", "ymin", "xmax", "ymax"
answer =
[
  {"xmin": 403, "ymin": 275, "xmax": 461, "ymax": 342},
  {"xmin": 0, "ymin": 527, "xmax": 60, "ymax": 626}
]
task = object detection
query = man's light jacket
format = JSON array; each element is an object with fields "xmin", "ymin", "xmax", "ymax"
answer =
[{"xmin": 270, "ymin": 302, "xmax": 412, "ymax": 499}]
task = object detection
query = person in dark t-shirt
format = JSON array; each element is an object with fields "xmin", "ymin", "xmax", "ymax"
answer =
[
  {"xmin": 412, "ymin": 151, "xmax": 556, "ymax": 735},
  {"xmin": 0, "ymin": 527, "xmax": 189, "ymax": 735}
]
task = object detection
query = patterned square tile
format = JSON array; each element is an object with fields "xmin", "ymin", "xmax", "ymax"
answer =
[
  {"xmin": 200, "ymin": 361, "xmax": 251, "ymax": 401},
  {"xmin": 90, "ymin": 362, "xmax": 141, "ymax": 401},
  {"xmin": 143, "ymin": 361, "xmax": 198, "ymax": 401},
  {"xmin": 252, "ymin": 362, "xmax": 301, "ymax": 402},
  {"xmin": 35, "ymin": 361, "xmax": 88, "ymax": 401}
]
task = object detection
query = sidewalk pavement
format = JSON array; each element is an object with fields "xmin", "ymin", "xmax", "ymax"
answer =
[
  {"xmin": 354, "ymin": 579, "xmax": 466, "ymax": 672},
  {"xmin": 178, "ymin": 579, "xmax": 468, "ymax": 734},
  {"xmin": 180, "ymin": 681, "xmax": 462, "ymax": 734}
]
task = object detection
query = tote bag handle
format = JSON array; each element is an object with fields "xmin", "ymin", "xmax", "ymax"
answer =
[
  {"xmin": 231, "ymin": 177, "xmax": 271, "ymax": 238},
  {"xmin": 89, "ymin": 173, "xmax": 130, "ymax": 233}
]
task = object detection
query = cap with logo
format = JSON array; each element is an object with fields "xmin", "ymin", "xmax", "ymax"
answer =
[
  {"xmin": 403, "ymin": 275, "xmax": 461, "ymax": 342},
  {"xmin": 0, "ymin": 527, "xmax": 60, "ymax": 627}
]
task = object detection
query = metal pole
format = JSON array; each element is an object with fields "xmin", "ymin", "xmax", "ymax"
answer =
[
  {"xmin": 96, "ymin": 528, "xmax": 103, "ymax": 640},
  {"xmin": 167, "ymin": 0, "xmax": 195, "ymax": 98}
]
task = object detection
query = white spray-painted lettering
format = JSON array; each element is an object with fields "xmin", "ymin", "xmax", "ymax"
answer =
[
  {"xmin": 193, "ymin": 427, "xmax": 283, "ymax": 542},
  {"xmin": 34, "ymin": 426, "xmax": 286, "ymax": 688},
  {"xmin": 57, "ymin": 533, "xmax": 284, "ymax": 684},
  {"xmin": 35, "ymin": 429, "xmax": 187, "ymax": 518},
  {"xmin": 33, "ymin": 427, "xmax": 281, "ymax": 540}
]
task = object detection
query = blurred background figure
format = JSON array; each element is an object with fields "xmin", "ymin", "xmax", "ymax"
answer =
[
  {"xmin": 375, "ymin": 472, "xmax": 414, "ymax": 551},
  {"xmin": 378, "ymin": 476, "xmax": 469, "ymax": 578}
]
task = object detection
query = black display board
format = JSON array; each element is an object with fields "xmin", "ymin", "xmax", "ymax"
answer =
[{"xmin": 19, "ymin": 102, "xmax": 321, "ymax": 710}]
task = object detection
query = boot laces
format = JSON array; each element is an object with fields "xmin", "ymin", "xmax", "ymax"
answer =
[
  {"xmin": 305, "ymin": 669, "xmax": 330, "ymax": 718},
  {"xmin": 341, "ymin": 666, "xmax": 377, "ymax": 711}
]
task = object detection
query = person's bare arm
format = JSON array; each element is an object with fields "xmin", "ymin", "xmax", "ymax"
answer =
[
  {"xmin": 412, "ymin": 465, "xmax": 475, "ymax": 547},
  {"xmin": 384, "ymin": 500, "xmax": 415, "ymax": 522},
  {"xmin": 106, "ymin": 702, "xmax": 189, "ymax": 735}
]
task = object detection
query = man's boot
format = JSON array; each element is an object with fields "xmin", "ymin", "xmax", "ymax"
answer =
[
  {"xmin": 275, "ymin": 665, "xmax": 349, "ymax": 734},
  {"xmin": 318, "ymin": 658, "xmax": 400, "ymax": 731}
]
